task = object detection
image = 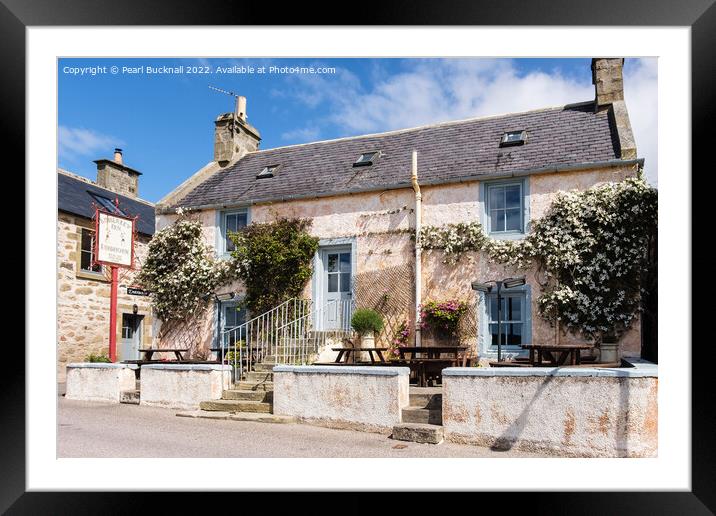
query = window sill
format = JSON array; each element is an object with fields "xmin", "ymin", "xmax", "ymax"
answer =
[
  {"xmin": 487, "ymin": 231, "xmax": 527, "ymax": 241},
  {"xmin": 76, "ymin": 270, "xmax": 108, "ymax": 282}
]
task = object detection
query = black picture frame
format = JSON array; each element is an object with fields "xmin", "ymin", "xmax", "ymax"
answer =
[{"xmin": 8, "ymin": 0, "xmax": 711, "ymax": 512}]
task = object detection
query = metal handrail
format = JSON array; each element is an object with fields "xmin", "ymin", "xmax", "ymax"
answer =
[{"xmin": 219, "ymin": 297, "xmax": 354, "ymax": 385}]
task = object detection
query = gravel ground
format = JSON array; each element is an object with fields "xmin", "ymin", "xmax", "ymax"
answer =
[{"xmin": 58, "ymin": 397, "xmax": 545, "ymax": 458}]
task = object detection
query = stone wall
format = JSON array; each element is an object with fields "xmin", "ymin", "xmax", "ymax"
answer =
[
  {"xmin": 273, "ymin": 365, "xmax": 410, "ymax": 433},
  {"xmin": 158, "ymin": 164, "xmax": 642, "ymax": 359},
  {"xmin": 140, "ymin": 363, "xmax": 231, "ymax": 410},
  {"xmin": 441, "ymin": 360, "xmax": 658, "ymax": 457},
  {"xmin": 57, "ymin": 212, "xmax": 154, "ymax": 382},
  {"xmin": 65, "ymin": 363, "xmax": 138, "ymax": 403}
]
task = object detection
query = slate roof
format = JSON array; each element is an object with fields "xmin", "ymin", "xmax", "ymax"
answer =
[
  {"xmin": 176, "ymin": 101, "xmax": 623, "ymax": 209},
  {"xmin": 58, "ymin": 171, "xmax": 155, "ymax": 236}
]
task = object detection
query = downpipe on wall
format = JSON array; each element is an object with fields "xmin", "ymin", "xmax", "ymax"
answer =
[{"xmin": 411, "ymin": 150, "xmax": 422, "ymax": 347}]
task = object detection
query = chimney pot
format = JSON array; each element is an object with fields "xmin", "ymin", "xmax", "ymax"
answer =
[{"xmin": 113, "ymin": 148, "xmax": 123, "ymax": 164}]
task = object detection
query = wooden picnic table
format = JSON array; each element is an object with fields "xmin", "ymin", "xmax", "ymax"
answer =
[
  {"xmin": 521, "ymin": 344, "xmax": 593, "ymax": 366},
  {"xmin": 138, "ymin": 348, "xmax": 188, "ymax": 361},
  {"xmin": 395, "ymin": 346, "xmax": 468, "ymax": 387},
  {"xmin": 330, "ymin": 347, "xmax": 388, "ymax": 364}
]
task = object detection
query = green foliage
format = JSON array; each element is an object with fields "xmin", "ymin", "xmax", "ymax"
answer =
[
  {"xmin": 229, "ymin": 218, "xmax": 319, "ymax": 315},
  {"xmin": 350, "ymin": 308, "xmax": 385, "ymax": 335},
  {"xmin": 420, "ymin": 300, "xmax": 469, "ymax": 336},
  {"xmin": 420, "ymin": 177, "xmax": 657, "ymax": 340},
  {"xmin": 137, "ymin": 216, "xmax": 234, "ymax": 323},
  {"xmin": 85, "ymin": 352, "xmax": 111, "ymax": 363}
]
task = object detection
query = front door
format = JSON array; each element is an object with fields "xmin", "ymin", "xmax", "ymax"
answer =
[
  {"xmin": 120, "ymin": 314, "xmax": 143, "ymax": 361},
  {"xmin": 321, "ymin": 247, "xmax": 352, "ymax": 330}
]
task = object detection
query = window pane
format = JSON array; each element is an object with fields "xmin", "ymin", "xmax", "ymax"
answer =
[
  {"xmin": 490, "ymin": 186, "xmax": 505, "ymax": 209},
  {"xmin": 489, "ymin": 323, "xmax": 499, "ymax": 346},
  {"xmin": 488, "ymin": 296, "xmax": 498, "ymax": 322},
  {"xmin": 327, "ymin": 254, "xmax": 338, "ymax": 272},
  {"xmin": 339, "ymin": 253, "xmax": 351, "ymax": 272},
  {"xmin": 328, "ymin": 274, "xmax": 338, "ymax": 292},
  {"xmin": 507, "ymin": 323, "xmax": 523, "ymax": 345},
  {"xmin": 226, "ymin": 214, "xmax": 237, "ymax": 233},
  {"xmin": 490, "ymin": 210, "xmax": 505, "ymax": 232},
  {"xmin": 505, "ymin": 185, "xmax": 521, "ymax": 209},
  {"xmin": 340, "ymin": 273, "xmax": 351, "ymax": 292},
  {"xmin": 226, "ymin": 235, "xmax": 235, "ymax": 252},
  {"xmin": 507, "ymin": 296, "xmax": 522, "ymax": 322},
  {"xmin": 505, "ymin": 209, "xmax": 521, "ymax": 231},
  {"xmin": 81, "ymin": 230, "xmax": 92, "ymax": 252},
  {"xmin": 236, "ymin": 213, "xmax": 247, "ymax": 229}
]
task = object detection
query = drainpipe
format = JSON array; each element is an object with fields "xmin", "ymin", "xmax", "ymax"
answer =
[{"xmin": 411, "ymin": 150, "xmax": 422, "ymax": 347}]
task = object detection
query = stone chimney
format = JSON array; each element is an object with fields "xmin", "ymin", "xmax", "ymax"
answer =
[
  {"xmin": 591, "ymin": 58, "xmax": 637, "ymax": 160},
  {"xmin": 591, "ymin": 58, "xmax": 625, "ymax": 110},
  {"xmin": 94, "ymin": 148, "xmax": 142, "ymax": 198},
  {"xmin": 214, "ymin": 96, "xmax": 261, "ymax": 165}
]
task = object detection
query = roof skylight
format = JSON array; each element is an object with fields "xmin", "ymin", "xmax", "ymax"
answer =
[
  {"xmin": 90, "ymin": 193, "xmax": 126, "ymax": 215},
  {"xmin": 353, "ymin": 152, "xmax": 378, "ymax": 167},
  {"xmin": 257, "ymin": 165, "xmax": 278, "ymax": 179},
  {"xmin": 500, "ymin": 130, "xmax": 527, "ymax": 147}
]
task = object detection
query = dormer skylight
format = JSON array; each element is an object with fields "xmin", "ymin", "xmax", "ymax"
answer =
[
  {"xmin": 257, "ymin": 165, "xmax": 278, "ymax": 179},
  {"xmin": 500, "ymin": 130, "xmax": 527, "ymax": 147},
  {"xmin": 353, "ymin": 151, "xmax": 379, "ymax": 167}
]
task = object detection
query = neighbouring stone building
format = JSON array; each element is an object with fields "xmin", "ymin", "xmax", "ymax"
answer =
[
  {"xmin": 155, "ymin": 58, "xmax": 645, "ymax": 362},
  {"xmin": 57, "ymin": 150, "xmax": 155, "ymax": 381}
]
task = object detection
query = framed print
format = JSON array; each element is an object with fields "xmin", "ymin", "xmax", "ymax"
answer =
[{"xmin": 8, "ymin": 0, "xmax": 712, "ymax": 512}]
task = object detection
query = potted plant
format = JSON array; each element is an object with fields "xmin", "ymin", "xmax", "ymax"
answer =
[
  {"xmin": 350, "ymin": 308, "xmax": 384, "ymax": 359},
  {"xmin": 598, "ymin": 329, "xmax": 620, "ymax": 364},
  {"xmin": 420, "ymin": 299, "xmax": 468, "ymax": 344}
]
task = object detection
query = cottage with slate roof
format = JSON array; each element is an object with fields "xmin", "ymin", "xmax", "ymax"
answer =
[
  {"xmin": 156, "ymin": 58, "xmax": 644, "ymax": 363},
  {"xmin": 57, "ymin": 150, "xmax": 156, "ymax": 381}
]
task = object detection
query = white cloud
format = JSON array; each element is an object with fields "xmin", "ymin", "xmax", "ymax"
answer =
[
  {"xmin": 58, "ymin": 126, "xmax": 119, "ymax": 161},
  {"xmin": 623, "ymin": 58, "xmax": 658, "ymax": 185},
  {"xmin": 281, "ymin": 126, "xmax": 321, "ymax": 142},
  {"xmin": 279, "ymin": 58, "xmax": 658, "ymax": 185}
]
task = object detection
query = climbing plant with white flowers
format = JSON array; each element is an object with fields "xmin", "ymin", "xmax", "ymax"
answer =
[
  {"xmin": 138, "ymin": 214, "xmax": 236, "ymax": 323},
  {"xmin": 420, "ymin": 176, "xmax": 658, "ymax": 341}
]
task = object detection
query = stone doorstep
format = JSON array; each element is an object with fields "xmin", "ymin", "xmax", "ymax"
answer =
[
  {"xmin": 199, "ymin": 399, "xmax": 273, "ymax": 413},
  {"xmin": 176, "ymin": 410, "xmax": 296, "ymax": 424},
  {"xmin": 392, "ymin": 423, "xmax": 444, "ymax": 445},
  {"xmin": 408, "ymin": 391, "xmax": 442, "ymax": 410},
  {"xmin": 401, "ymin": 407, "xmax": 443, "ymax": 425},
  {"xmin": 119, "ymin": 390, "xmax": 140, "ymax": 405}
]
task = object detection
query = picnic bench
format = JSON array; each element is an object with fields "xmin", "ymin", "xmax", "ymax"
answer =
[
  {"xmin": 521, "ymin": 343, "xmax": 593, "ymax": 366},
  {"xmin": 329, "ymin": 347, "xmax": 389, "ymax": 364},
  {"xmin": 138, "ymin": 348, "xmax": 188, "ymax": 361},
  {"xmin": 394, "ymin": 346, "xmax": 468, "ymax": 386}
]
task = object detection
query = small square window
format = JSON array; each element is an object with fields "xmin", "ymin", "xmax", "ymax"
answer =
[
  {"xmin": 79, "ymin": 228, "xmax": 102, "ymax": 273},
  {"xmin": 500, "ymin": 130, "xmax": 527, "ymax": 147},
  {"xmin": 486, "ymin": 182, "xmax": 525, "ymax": 235},
  {"xmin": 353, "ymin": 152, "xmax": 378, "ymax": 167},
  {"xmin": 223, "ymin": 210, "xmax": 248, "ymax": 253},
  {"xmin": 257, "ymin": 165, "xmax": 278, "ymax": 179}
]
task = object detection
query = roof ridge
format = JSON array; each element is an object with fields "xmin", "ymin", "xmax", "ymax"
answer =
[
  {"xmin": 57, "ymin": 168, "xmax": 155, "ymax": 207},
  {"xmin": 247, "ymin": 100, "xmax": 595, "ymax": 155}
]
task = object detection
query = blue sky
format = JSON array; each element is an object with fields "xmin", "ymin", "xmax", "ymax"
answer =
[{"xmin": 58, "ymin": 58, "xmax": 657, "ymax": 202}]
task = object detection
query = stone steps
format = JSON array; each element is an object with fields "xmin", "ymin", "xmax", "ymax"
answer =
[
  {"xmin": 391, "ymin": 387, "xmax": 444, "ymax": 444},
  {"xmin": 253, "ymin": 363, "xmax": 276, "ymax": 373},
  {"xmin": 392, "ymin": 423, "xmax": 444, "ymax": 444},
  {"xmin": 236, "ymin": 381, "xmax": 274, "ymax": 391},
  {"xmin": 401, "ymin": 406, "xmax": 443, "ymax": 425},
  {"xmin": 222, "ymin": 389, "xmax": 273, "ymax": 402},
  {"xmin": 245, "ymin": 371, "xmax": 274, "ymax": 383},
  {"xmin": 199, "ymin": 399, "xmax": 272, "ymax": 413},
  {"xmin": 120, "ymin": 390, "xmax": 140, "ymax": 405}
]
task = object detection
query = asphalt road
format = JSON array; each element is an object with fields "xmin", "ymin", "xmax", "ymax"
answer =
[{"xmin": 58, "ymin": 398, "xmax": 544, "ymax": 458}]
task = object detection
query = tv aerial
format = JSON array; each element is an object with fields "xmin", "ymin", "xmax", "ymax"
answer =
[{"xmin": 209, "ymin": 85, "xmax": 246, "ymax": 120}]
